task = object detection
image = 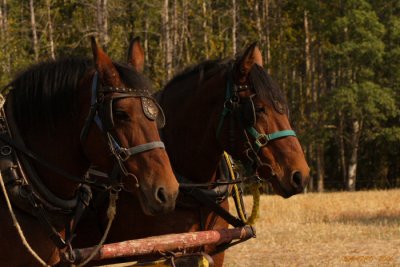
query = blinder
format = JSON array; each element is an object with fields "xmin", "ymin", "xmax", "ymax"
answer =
[
  {"xmin": 236, "ymin": 94, "xmax": 256, "ymax": 128},
  {"xmin": 141, "ymin": 97, "xmax": 166, "ymax": 128},
  {"xmin": 98, "ymin": 98, "xmax": 114, "ymax": 131},
  {"xmin": 97, "ymin": 95, "xmax": 166, "ymax": 131}
]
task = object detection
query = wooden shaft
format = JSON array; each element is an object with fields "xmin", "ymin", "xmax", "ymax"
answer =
[{"xmin": 73, "ymin": 226, "xmax": 255, "ymax": 263}]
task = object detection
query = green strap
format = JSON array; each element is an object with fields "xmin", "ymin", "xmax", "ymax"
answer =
[
  {"xmin": 247, "ymin": 127, "xmax": 296, "ymax": 152},
  {"xmin": 216, "ymin": 72, "xmax": 234, "ymax": 138},
  {"xmin": 216, "ymin": 108, "xmax": 230, "ymax": 138}
]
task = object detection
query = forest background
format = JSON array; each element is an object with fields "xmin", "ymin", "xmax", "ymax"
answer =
[{"xmin": 0, "ymin": 0, "xmax": 399, "ymax": 192}]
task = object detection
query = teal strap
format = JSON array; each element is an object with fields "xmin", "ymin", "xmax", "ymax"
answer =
[
  {"xmin": 216, "ymin": 108, "xmax": 230, "ymax": 138},
  {"xmin": 247, "ymin": 127, "xmax": 296, "ymax": 152},
  {"xmin": 216, "ymin": 71, "xmax": 234, "ymax": 138}
]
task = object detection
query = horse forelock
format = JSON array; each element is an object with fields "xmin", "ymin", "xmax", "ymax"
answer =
[
  {"xmin": 113, "ymin": 62, "xmax": 153, "ymax": 94},
  {"xmin": 248, "ymin": 64, "xmax": 288, "ymax": 113}
]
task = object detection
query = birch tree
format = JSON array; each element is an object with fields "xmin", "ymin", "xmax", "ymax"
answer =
[
  {"xmin": 29, "ymin": 0, "xmax": 39, "ymax": 61},
  {"xmin": 46, "ymin": 0, "xmax": 55, "ymax": 59}
]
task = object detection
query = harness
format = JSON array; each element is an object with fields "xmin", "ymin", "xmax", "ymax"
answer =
[
  {"xmin": 0, "ymin": 71, "xmax": 167, "ymax": 264},
  {"xmin": 0, "ymin": 95, "xmax": 91, "ymax": 251},
  {"xmin": 216, "ymin": 67, "xmax": 296, "ymax": 174}
]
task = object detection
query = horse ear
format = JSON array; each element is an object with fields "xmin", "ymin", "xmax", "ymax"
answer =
[
  {"xmin": 90, "ymin": 37, "xmax": 122, "ymax": 85},
  {"xmin": 237, "ymin": 42, "xmax": 263, "ymax": 78},
  {"xmin": 127, "ymin": 37, "xmax": 145, "ymax": 73}
]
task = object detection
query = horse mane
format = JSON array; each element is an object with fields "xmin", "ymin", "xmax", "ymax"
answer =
[
  {"xmin": 165, "ymin": 59, "xmax": 224, "ymax": 87},
  {"xmin": 9, "ymin": 58, "xmax": 152, "ymax": 129},
  {"xmin": 10, "ymin": 57, "xmax": 90, "ymax": 128},
  {"xmin": 165, "ymin": 58, "xmax": 287, "ymax": 109}
]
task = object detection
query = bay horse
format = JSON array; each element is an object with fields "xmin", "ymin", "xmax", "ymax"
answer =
[
  {"xmin": 80, "ymin": 42, "xmax": 310, "ymax": 266},
  {"xmin": 0, "ymin": 38, "xmax": 178, "ymax": 266}
]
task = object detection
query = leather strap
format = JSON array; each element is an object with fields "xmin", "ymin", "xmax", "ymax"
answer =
[{"xmin": 181, "ymin": 187, "xmax": 245, "ymax": 228}]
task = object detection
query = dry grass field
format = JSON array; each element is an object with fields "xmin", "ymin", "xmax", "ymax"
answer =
[{"xmin": 224, "ymin": 189, "xmax": 400, "ymax": 267}]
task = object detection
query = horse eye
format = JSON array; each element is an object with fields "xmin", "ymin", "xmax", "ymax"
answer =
[
  {"xmin": 114, "ymin": 110, "xmax": 130, "ymax": 121},
  {"xmin": 255, "ymin": 107, "xmax": 265, "ymax": 113}
]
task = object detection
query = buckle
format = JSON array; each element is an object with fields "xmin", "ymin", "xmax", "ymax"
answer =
[
  {"xmin": 118, "ymin": 148, "xmax": 130, "ymax": 161},
  {"xmin": 255, "ymin": 134, "xmax": 268, "ymax": 149}
]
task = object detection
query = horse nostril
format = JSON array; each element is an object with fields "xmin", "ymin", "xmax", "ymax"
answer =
[
  {"xmin": 291, "ymin": 171, "xmax": 303, "ymax": 190},
  {"xmin": 155, "ymin": 187, "xmax": 167, "ymax": 204}
]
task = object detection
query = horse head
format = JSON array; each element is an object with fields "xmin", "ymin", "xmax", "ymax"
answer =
[
  {"xmin": 218, "ymin": 43, "xmax": 310, "ymax": 198},
  {"xmin": 80, "ymin": 38, "xmax": 178, "ymax": 214}
]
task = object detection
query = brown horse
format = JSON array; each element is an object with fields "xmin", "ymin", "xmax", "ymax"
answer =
[
  {"xmin": 80, "ymin": 42, "xmax": 310, "ymax": 266},
  {"xmin": 0, "ymin": 38, "xmax": 178, "ymax": 266}
]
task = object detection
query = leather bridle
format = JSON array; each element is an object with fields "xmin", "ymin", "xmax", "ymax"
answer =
[
  {"xmin": 80, "ymin": 72, "xmax": 166, "ymax": 189},
  {"xmin": 0, "ymin": 70, "xmax": 168, "ymax": 253},
  {"xmin": 216, "ymin": 66, "xmax": 297, "ymax": 176}
]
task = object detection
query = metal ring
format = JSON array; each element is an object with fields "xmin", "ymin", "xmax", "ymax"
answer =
[
  {"xmin": 0, "ymin": 145, "xmax": 12, "ymax": 156},
  {"xmin": 224, "ymin": 99, "xmax": 234, "ymax": 111}
]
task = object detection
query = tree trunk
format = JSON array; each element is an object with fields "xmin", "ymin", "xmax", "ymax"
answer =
[
  {"xmin": 172, "ymin": 0, "xmax": 178, "ymax": 67},
  {"xmin": 29, "ymin": 0, "xmax": 39, "ymax": 61},
  {"xmin": 0, "ymin": 1, "xmax": 3, "ymax": 38},
  {"xmin": 202, "ymin": 0, "xmax": 208, "ymax": 58},
  {"xmin": 306, "ymin": 144, "xmax": 314, "ymax": 192},
  {"xmin": 338, "ymin": 110, "xmax": 347, "ymax": 189},
  {"xmin": 163, "ymin": 0, "xmax": 172, "ymax": 80},
  {"xmin": 263, "ymin": 0, "xmax": 271, "ymax": 68},
  {"xmin": 1, "ymin": 0, "xmax": 10, "ymax": 74},
  {"xmin": 144, "ymin": 16, "xmax": 149, "ymax": 64},
  {"xmin": 304, "ymin": 9, "xmax": 311, "ymax": 100},
  {"xmin": 46, "ymin": 0, "xmax": 55, "ymax": 59},
  {"xmin": 182, "ymin": 0, "xmax": 190, "ymax": 64},
  {"xmin": 347, "ymin": 119, "xmax": 362, "ymax": 191},
  {"xmin": 0, "ymin": 0, "xmax": 5, "ymax": 75},
  {"xmin": 97, "ymin": 0, "xmax": 108, "ymax": 47},
  {"xmin": 232, "ymin": 0, "xmax": 237, "ymax": 55},
  {"xmin": 277, "ymin": 3, "xmax": 284, "ymax": 87},
  {"xmin": 316, "ymin": 143, "xmax": 325, "ymax": 192},
  {"xmin": 254, "ymin": 0, "xmax": 262, "ymax": 46}
]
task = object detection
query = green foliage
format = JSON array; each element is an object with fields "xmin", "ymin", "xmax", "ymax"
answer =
[
  {"xmin": 328, "ymin": 82, "xmax": 398, "ymax": 134},
  {"xmin": 0, "ymin": 0, "xmax": 398, "ymax": 189}
]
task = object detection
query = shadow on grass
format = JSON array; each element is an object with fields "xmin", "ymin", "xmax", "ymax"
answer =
[{"xmin": 332, "ymin": 212, "xmax": 400, "ymax": 226}]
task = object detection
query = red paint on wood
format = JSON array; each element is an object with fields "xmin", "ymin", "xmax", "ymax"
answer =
[{"xmin": 73, "ymin": 226, "xmax": 255, "ymax": 263}]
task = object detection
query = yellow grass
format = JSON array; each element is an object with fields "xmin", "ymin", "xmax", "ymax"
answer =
[{"xmin": 224, "ymin": 189, "xmax": 400, "ymax": 267}]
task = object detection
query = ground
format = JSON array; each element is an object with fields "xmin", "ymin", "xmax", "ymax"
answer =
[{"xmin": 224, "ymin": 189, "xmax": 400, "ymax": 267}]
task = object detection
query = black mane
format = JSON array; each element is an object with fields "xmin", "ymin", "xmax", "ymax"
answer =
[
  {"xmin": 10, "ymin": 57, "xmax": 91, "ymax": 128},
  {"xmin": 165, "ymin": 59, "xmax": 224, "ymax": 87},
  {"xmin": 9, "ymin": 58, "xmax": 152, "ymax": 128},
  {"xmin": 166, "ymin": 58, "xmax": 287, "ymax": 109}
]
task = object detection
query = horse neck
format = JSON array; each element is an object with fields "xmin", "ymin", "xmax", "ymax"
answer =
[
  {"xmin": 162, "ymin": 72, "xmax": 226, "ymax": 183},
  {"xmin": 20, "ymin": 118, "xmax": 89, "ymax": 199}
]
